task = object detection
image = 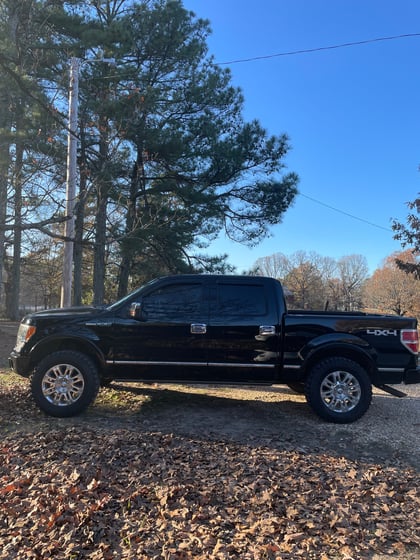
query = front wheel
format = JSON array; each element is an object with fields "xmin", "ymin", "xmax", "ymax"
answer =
[
  {"xmin": 305, "ymin": 357, "xmax": 372, "ymax": 423},
  {"xmin": 31, "ymin": 350, "xmax": 100, "ymax": 417}
]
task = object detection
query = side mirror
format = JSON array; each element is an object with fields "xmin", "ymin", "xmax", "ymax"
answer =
[{"xmin": 129, "ymin": 302, "xmax": 146, "ymax": 320}]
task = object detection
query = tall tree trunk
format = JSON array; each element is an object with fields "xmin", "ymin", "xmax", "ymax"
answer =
[
  {"xmin": 0, "ymin": 170, "xmax": 7, "ymax": 313},
  {"xmin": 93, "ymin": 190, "xmax": 107, "ymax": 305},
  {"xmin": 0, "ymin": 91, "xmax": 11, "ymax": 314},
  {"xmin": 92, "ymin": 115, "xmax": 109, "ymax": 305},
  {"xmin": 6, "ymin": 106, "xmax": 23, "ymax": 320},
  {"xmin": 73, "ymin": 122, "xmax": 87, "ymax": 306},
  {"xmin": 73, "ymin": 176, "xmax": 86, "ymax": 306},
  {"xmin": 117, "ymin": 156, "xmax": 143, "ymax": 298}
]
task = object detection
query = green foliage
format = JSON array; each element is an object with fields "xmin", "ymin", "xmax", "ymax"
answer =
[{"xmin": 0, "ymin": 0, "xmax": 299, "ymax": 309}]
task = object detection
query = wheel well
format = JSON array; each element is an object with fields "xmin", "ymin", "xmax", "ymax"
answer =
[
  {"xmin": 30, "ymin": 338, "xmax": 105, "ymax": 375},
  {"xmin": 302, "ymin": 347, "xmax": 375, "ymax": 381}
]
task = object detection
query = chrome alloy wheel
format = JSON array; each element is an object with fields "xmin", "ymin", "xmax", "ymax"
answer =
[
  {"xmin": 320, "ymin": 370, "xmax": 362, "ymax": 413},
  {"xmin": 41, "ymin": 363, "xmax": 85, "ymax": 406}
]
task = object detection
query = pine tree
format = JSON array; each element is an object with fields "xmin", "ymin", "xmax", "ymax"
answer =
[{"xmin": 1, "ymin": 0, "xmax": 299, "ymax": 310}]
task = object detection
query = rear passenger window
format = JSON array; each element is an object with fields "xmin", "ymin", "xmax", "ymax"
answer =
[{"xmin": 216, "ymin": 284, "xmax": 267, "ymax": 317}]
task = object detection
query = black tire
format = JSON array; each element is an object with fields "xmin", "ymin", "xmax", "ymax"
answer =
[
  {"xmin": 305, "ymin": 357, "xmax": 372, "ymax": 423},
  {"xmin": 31, "ymin": 350, "xmax": 100, "ymax": 417},
  {"xmin": 287, "ymin": 382, "xmax": 305, "ymax": 394}
]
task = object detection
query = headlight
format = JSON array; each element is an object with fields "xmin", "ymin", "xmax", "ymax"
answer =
[{"xmin": 15, "ymin": 324, "xmax": 36, "ymax": 352}]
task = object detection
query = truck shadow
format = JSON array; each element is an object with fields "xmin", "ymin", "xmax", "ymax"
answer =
[
  {"xmin": 99, "ymin": 382, "xmax": 419, "ymax": 471},
  {"xmin": 0, "ymin": 379, "xmax": 418, "ymax": 471}
]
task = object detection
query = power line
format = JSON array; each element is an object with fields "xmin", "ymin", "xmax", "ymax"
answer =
[
  {"xmin": 299, "ymin": 192, "xmax": 393, "ymax": 232},
  {"xmin": 218, "ymin": 33, "xmax": 420, "ymax": 65}
]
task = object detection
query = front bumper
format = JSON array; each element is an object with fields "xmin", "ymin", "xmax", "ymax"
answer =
[{"xmin": 8, "ymin": 351, "xmax": 31, "ymax": 377}]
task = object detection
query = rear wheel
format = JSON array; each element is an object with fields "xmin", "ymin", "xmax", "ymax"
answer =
[
  {"xmin": 31, "ymin": 350, "xmax": 100, "ymax": 417},
  {"xmin": 305, "ymin": 357, "xmax": 372, "ymax": 423}
]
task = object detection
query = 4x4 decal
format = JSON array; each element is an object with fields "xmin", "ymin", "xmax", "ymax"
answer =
[{"xmin": 367, "ymin": 329, "xmax": 398, "ymax": 336}]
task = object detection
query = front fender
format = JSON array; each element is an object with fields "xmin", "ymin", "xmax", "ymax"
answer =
[{"xmin": 29, "ymin": 334, "xmax": 106, "ymax": 370}]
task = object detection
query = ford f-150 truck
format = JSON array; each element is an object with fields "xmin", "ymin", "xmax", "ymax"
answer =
[{"xmin": 9, "ymin": 274, "xmax": 420, "ymax": 423}]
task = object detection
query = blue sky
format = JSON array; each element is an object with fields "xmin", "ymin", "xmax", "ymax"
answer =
[{"xmin": 182, "ymin": 0, "xmax": 420, "ymax": 273}]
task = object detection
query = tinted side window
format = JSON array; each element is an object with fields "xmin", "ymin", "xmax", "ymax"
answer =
[
  {"xmin": 142, "ymin": 283, "xmax": 203, "ymax": 322},
  {"xmin": 215, "ymin": 284, "xmax": 267, "ymax": 318}
]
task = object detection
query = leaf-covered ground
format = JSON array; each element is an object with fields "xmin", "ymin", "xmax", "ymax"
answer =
[
  {"xmin": 0, "ymin": 378, "xmax": 419, "ymax": 560},
  {"xmin": 1, "ymin": 425, "xmax": 419, "ymax": 560}
]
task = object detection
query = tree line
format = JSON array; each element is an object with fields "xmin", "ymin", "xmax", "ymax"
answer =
[
  {"xmin": 17, "ymin": 247, "xmax": 420, "ymax": 322},
  {"xmin": 254, "ymin": 250, "xmax": 420, "ymax": 320},
  {"xmin": 0, "ymin": 0, "xmax": 299, "ymax": 319}
]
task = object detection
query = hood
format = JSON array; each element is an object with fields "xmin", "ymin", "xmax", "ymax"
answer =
[{"xmin": 22, "ymin": 305, "xmax": 106, "ymax": 322}]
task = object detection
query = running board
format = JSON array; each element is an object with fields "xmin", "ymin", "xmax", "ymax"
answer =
[{"xmin": 376, "ymin": 384, "xmax": 407, "ymax": 398}]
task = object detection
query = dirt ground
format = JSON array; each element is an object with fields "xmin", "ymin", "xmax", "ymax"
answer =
[{"xmin": 1, "ymin": 320, "xmax": 419, "ymax": 471}]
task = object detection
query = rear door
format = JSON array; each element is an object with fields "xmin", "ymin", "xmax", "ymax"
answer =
[{"xmin": 206, "ymin": 278, "xmax": 280, "ymax": 382}]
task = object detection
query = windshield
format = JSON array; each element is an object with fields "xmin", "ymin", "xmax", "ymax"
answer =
[{"xmin": 106, "ymin": 277, "xmax": 162, "ymax": 311}]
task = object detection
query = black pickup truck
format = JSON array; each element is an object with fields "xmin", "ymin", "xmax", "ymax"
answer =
[{"xmin": 9, "ymin": 274, "xmax": 420, "ymax": 423}]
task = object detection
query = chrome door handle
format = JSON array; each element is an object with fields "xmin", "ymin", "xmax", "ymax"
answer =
[
  {"xmin": 259, "ymin": 325, "xmax": 276, "ymax": 335},
  {"xmin": 191, "ymin": 323, "xmax": 207, "ymax": 334}
]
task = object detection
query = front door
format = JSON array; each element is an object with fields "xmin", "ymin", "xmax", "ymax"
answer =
[{"xmin": 110, "ymin": 279, "xmax": 209, "ymax": 381}]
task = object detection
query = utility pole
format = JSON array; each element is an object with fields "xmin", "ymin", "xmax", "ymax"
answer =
[
  {"xmin": 60, "ymin": 56, "xmax": 115, "ymax": 308},
  {"xmin": 61, "ymin": 57, "xmax": 79, "ymax": 308}
]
